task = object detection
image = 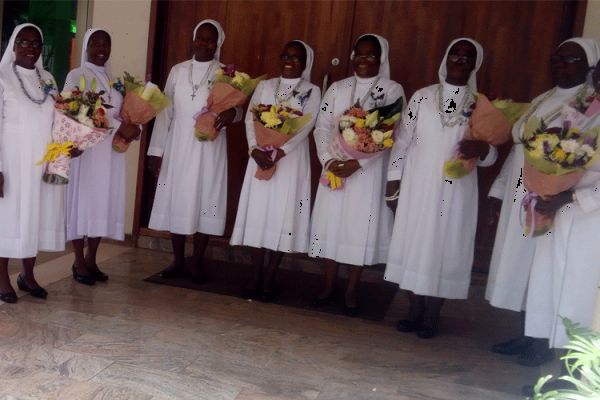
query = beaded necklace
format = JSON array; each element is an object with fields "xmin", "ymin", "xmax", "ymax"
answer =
[
  {"xmin": 12, "ymin": 62, "xmax": 48, "ymax": 105},
  {"xmin": 349, "ymin": 76, "xmax": 380, "ymax": 108},
  {"xmin": 274, "ymin": 77, "xmax": 303, "ymax": 106},
  {"xmin": 189, "ymin": 60, "xmax": 216, "ymax": 100}
]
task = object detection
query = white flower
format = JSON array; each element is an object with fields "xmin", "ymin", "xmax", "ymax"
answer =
[
  {"xmin": 77, "ymin": 105, "xmax": 93, "ymax": 128},
  {"xmin": 371, "ymin": 130, "xmax": 384, "ymax": 144},
  {"xmin": 580, "ymin": 144, "xmax": 595, "ymax": 157},
  {"xmin": 560, "ymin": 139, "xmax": 579, "ymax": 153},
  {"xmin": 339, "ymin": 115, "xmax": 356, "ymax": 129},
  {"xmin": 60, "ymin": 90, "xmax": 72, "ymax": 98},
  {"xmin": 383, "ymin": 130, "xmax": 393, "ymax": 139},
  {"xmin": 342, "ymin": 128, "xmax": 358, "ymax": 145}
]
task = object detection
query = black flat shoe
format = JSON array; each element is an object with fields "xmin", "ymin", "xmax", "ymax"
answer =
[
  {"xmin": 261, "ymin": 290, "xmax": 277, "ymax": 303},
  {"xmin": 0, "ymin": 291, "xmax": 17, "ymax": 304},
  {"xmin": 159, "ymin": 265, "xmax": 185, "ymax": 279},
  {"xmin": 310, "ymin": 292, "xmax": 337, "ymax": 308},
  {"xmin": 92, "ymin": 269, "xmax": 109, "ymax": 282},
  {"xmin": 491, "ymin": 336, "xmax": 533, "ymax": 355},
  {"xmin": 416, "ymin": 325, "xmax": 438, "ymax": 339},
  {"xmin": 72, "ymin": 265, "xmax": 96, "ymax": 286},
  {"xmin": 396, "ymin": 319, "xmax": 423, "ymax": 333},
  {"xmin": 17, "ymin": 275, "xmax": 48, "ymax": 299},
  {"xmin": 343, "ymin": 304, "xmax": 360, "ymax": 318},
  {"xmin": 517, "ymin": 346, "xmax": 554, "ymax": 367}
]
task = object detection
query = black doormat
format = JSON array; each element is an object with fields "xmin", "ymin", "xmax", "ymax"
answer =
[{"xmin": 144, "ymin": 259, "xmax": 399, "ymax": 321}]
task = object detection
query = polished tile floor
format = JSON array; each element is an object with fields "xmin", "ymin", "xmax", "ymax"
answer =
[{"xmin": 0, "ymin": 246, "xmax": 549, "ymax": 399}]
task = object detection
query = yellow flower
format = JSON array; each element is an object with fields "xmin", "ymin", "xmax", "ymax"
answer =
[
  {"xmin": 552, "ymin": 148, "xmax": 567, "ymax": 162},
  {"xmin": 231, "ymin": 71, "xmax": 250, "ymax": 87},
  {"xmin": 354, "ymin": 118, "xmax": 365, "ymax": 128},
  {"xmin": 383, "ymin": 138, "xmax": 394, "ymax": 148},
  {"xmin": 280, "ymin": 110, "xmax": 289, "ymax": 118},
  {"xmin": 68, "ymin": 101, "xmax": 79, "ymax": 113},
  {"xmin": 365, "ymin": 111, "xmax": 379, "ymax": 128},
  {"xmin": 215, "ymin": 68, "xmax": 224, "ymax": 77},
  {"xmin": 260, "ymin": 111, "xmax": 281, "ymax": 128}
]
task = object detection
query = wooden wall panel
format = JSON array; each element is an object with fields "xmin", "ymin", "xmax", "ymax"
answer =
[{"xmin": 137, "ymin": 0, "xmax": 586, "ymax": 270}]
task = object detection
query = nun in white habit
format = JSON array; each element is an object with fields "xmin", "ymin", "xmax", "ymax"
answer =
[
  {"xmin": 309, "ymin": 34, "xmax": 405, "ymax": 315},
  {"xmin": 65, "ymin": 28, "xmax": 141, "ymax": 285},
  {"xmin": 0, "ymin": 23, "xmax": 65, "ymax": 302},
  {"xmin": 230, "ymin": 40, "xmax": 320, "ymax": 301},
  {"xmin": 147, "ymin": 20, "xmax": 242, "ymax": 280},
  {"xmin": 485, "ymin": 38, "xmax": 599, "ymax": 362},
  {"xmin": 524, "ymin": 38, "xmax": 600, "ymax": 351},
  {"xmin": 384, "ymin": 38, "xmax": 497, "ymax": 338}
]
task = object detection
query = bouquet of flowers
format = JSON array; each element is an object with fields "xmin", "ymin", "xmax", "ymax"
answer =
[
  {"xmin": 444, "ymin": 93, "xmax": 514, "ymax": 179},
  {"xmin": 39, "ymin": 76, "xmax": 113, "ymax": 184},
  {"xmin": 194, "ymin": 64, "xmax": 265, "ymax": 141},
  {"xmin": 491, "ymin": 98, "xmax": 531, "ymax": 124},
  {"xmin": 111, "ymin": 72, "xmax": 170, "ymax": 152},
  {"xmin": 520, "ymin": 113, "xmax": 600, "ymax": 236},
  {"xmin": 320, "ymin": 97, "xmax": 402, "ymax": 190},
  {"xmin": 250, "ymin": 104, "xmax": 312, "ymax": 180}
]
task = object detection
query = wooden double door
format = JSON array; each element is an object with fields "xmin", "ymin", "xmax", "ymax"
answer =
[{"xmin": 136, "ymin": 0, "xmax": 585, "ymax": 269}]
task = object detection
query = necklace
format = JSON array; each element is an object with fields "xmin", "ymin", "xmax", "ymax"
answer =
[
  {"xmin": 274, "ymin": 78, "xmax": 303, "ymax": 106},
  {"xmin": 189, "ymin": 60, "xmax": 216, "ymax": 100},
  {"xmin": 349, "ymin": 76, "xmax": 380, "ymax": 108},
  {"xmin": 12, "ymin": 62, "xmax": 48, "ymax": 105},
  {"xmin": 437, "ymin": 84, "xmax": 474, "ymax": 127}
]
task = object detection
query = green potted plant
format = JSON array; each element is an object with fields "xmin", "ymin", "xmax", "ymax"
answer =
[{"xmin": 530, "ymin": 319, "xmax": 600, "ymax": 399}]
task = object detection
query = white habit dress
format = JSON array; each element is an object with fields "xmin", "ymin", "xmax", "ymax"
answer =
[
  {"xmin": 525, "ymin": 99, "xmax": 600, "ymax": 348},
  {"xmin": 230, "ymin": 77, "xmax": 320, "ymax": 252},
  {"xmin": 485, "ymin": 86, "xmax": 583, "ymax": 311},
  {"xmin": 64, "ymin": 62, "xmax": 125, "ymax": 241},
  {"xmin": 0, "ymin": 64, "xmax": 65, "ymax": 257},
  {"xmin": 309, "ymin": 76, "xmax": 405, "ymax": 266},
  {"xmin": 148, "ymin": 59, "xmax": 240, "ymax": 235},
  {"xmin": 384, "ymin": 83, "xmax": 497, "ymax": 299}
]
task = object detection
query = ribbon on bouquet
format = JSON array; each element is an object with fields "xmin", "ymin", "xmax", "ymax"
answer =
[
  {"xmin": 257, "ymin": 145, "xmax": 278, "ymax": 162},
  {"xmin": 194, "ymin": 107, "xmax": 219, "ymax": 121},
  {"xmin": 37, "ymin": 141, "xmax": 74, "ymax": 165},
  {"xmin": 520, "ymin": 192, "xmax": 539, "ymax": 235}
]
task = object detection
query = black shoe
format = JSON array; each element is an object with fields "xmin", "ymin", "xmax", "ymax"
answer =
[
  {"xmin": 72, "ymin": 265, "xmax": 96, "ymax": 286},
  {"xmin": 517, "ymin": 347, "xmax": 554, "ymax": 367},
  {"xmin": 396, "ymin": 318, "xmax": 422, "ymax": 333},
  {"xmin": 91, "ymin": 269, "xmax": 109, "ymax": 282},
  {"xmin": 0, "ymin": 291, "xmax": 17, "ymax": 303},
  {"xmin": 343, "ymin": 304, "xmax": 360, "ymax": 318},
  {"xmin": 310, "ymin": 292, "xmax": 337, "ymax": 308},
  {"xmin": 492, "ymin": 336, "xmax": 533, "ymax": 355},
  {"xmin": 159, "ymin": 265, "xmax": 185, "ymax": 279},
  {"xmin": 17, "ymin": 275, "xmax": 48, "ymax": 299},
  {"xmin": 416, "ymin": 325, "xmax": 438, "ymax": 339},
  {"xmin": 261, "ymin": 290, "xmax": 277, "ymax": 303}
]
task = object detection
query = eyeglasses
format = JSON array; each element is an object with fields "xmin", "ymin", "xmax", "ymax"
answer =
[
  {"xmin": 15, "ymin": 39, "xmax": 43, "ymax": 49},
  {"xmin": 550, "ymin": 55, "xmax": 584, "ymax": 64},
  {"xmin": 447, "ymin": 54, "xmax": 475, "ymax": 64},
  {"xmin": 280, "ymin": 54, "xmax": 302, "ymax": 63},
  {"xmin": 352, "ymin": 54, "xmax": 378, "ymax": 62}
]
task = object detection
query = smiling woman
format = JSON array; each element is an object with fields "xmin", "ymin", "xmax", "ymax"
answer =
[{"xmin": 0, "ymin": 23, "xmax": 66, "ymax": 303}]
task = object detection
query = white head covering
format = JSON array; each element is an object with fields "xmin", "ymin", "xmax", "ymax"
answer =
[
  {"xmin": 438, "ymin": 37, "xmax": 483, "ymax": 91},
  {"xmin": 289, "ymin": 40, "xmax": 314, "ymax": 82},
  {"xmin": 350, "ymin": 33, "xmax": 390, "ymax": 79},
  {"xmin": 0, "ymin": 23, "xmax": 44, "ymax": 70},
  {"xmin": 80, "ymin": 28, "xmax": 113, "ymax": 77},
  {"xmin": 559, "ymin": 37, "xmax": 600, "ymax": 68},
  {"xmin": 193, "ymin": 19, "xmax": 225, "ymax": 61}
]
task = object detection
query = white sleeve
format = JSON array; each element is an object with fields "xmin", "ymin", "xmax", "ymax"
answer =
[
  {"xmin": 280, "ymin": 86, "xmax": 321, "ymax": 155},
  {"xmin": 0, "ymin": 84, "xmax": 4, "ymax": 172},
  {"xmin": 244, "ymin": 81, "xmax": 264, "ymax": 149},
  {"xmin": 478, "ymin": 144, "xmax": 498, "ymax": 167},
  {"xmin": 147, "ymin": 67, "xmax": 176, "ymax": 157},
  {"xmin": 314, "ymin": 83, "xmax": 337, "ymax": 166},
  {"xmin": 387, "ymin": 91, "xmax": 421, "ymax": 181},
  {"xmin": 488, "ymin": 146, "xmax": 515, "ymax": 200},
  {"xmin": 358, "ymin": 84, "xmax": 406, "ymax": 170},
  {"xmin": 574, "ymin": 174, "xmax": 600, "ymax": 213}
]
